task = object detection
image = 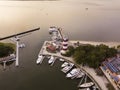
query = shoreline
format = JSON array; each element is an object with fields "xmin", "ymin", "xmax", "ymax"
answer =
[{"xmin": 70, "ymin": 40, "xmax": 120, "ymax": 48}]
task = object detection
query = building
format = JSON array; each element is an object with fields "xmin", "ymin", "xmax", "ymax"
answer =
[{"xmin": 102, "ymin": 57, "xmax": 120, "ymax": 88}]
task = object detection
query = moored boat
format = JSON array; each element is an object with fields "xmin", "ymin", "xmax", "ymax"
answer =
[
  {"xmin": 48, "ymin": 55, "xmax": 55, "ymax": 64},
  {"xmin": 76, "ymin": 72, "xmax": 85, "ymax": 79},
  {"xmin": 66, "ymin": 68, "xmax": 80, "ymax": 78},
  {"xmin": 79, "ymin": 82, "xmax": 94, "ymax": 88},
  {"xmin": 59, "ymin": 58, "xmax": 65, "ymax": 62},
  {"xmin": 36, "ymin": 55, "xmax": 44, "ymax": 64},
  {"xmin": 61, "ymin": 62, "xmax": 69, "ymax": 68},
  {"xmin": 61, "ymin": 62, "xmax": 74, "ymax": 73}
]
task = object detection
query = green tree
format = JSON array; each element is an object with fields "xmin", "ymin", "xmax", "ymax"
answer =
[
  {"xmin": 0, "ymin": 42, "xmax": 15, "ymax": 57},
  {"xmin": 72, "ymin": 44, "xmax": 117, "ymax": 69},
  {"xmin": 64, "ymin": 46, "xmax": 75, "ymax": 57},
  {"xmin": 106, "ymin": 83, "xmax": 115, "ymax": 90}
]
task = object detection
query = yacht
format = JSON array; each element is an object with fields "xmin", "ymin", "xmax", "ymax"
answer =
[
  {"xmin": 19, "ymin": 43, "xmax": 25, "ymax": 48},
  {"xmin": 48, "ymin": 55, "xmax": 55, "ymax": 65},
  {"xmin": 66, "ymin": 68, "xmax": 80, "ymax": 78},
  {"xmin": 79, "ymin": 82, "xmax": 94, "ymax": 88},
  {"xmin": 79, "ymin": 88, "xmax": 90, "ymax": 90},
  {"xmin": 86, "ymin": 88, "xmax": 90, "ymax": 90},
  {"xmin": 61, "ymin": 63, "xmax": 74, "ymax": 73},
  {"xmin": 49, "ymin": 26, "xmax": 58, "ymax": 34},
  {"xmin": 76, "ymin": 72, "xmax": 85, "ymax": 79},
  {"xmin": 36, "ymin": 55, "xmax": 44, "ymax": 64},
  {"xmin": 61, "ymin": 62, "xmax": 69, "ymax": 68},
  {"xmin": 59, "ymin": 58, "xmax": 65, "ymax": 62}
]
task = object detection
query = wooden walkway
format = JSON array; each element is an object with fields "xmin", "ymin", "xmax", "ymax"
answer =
[{"xmin": 0, "ymin": 55, "xmax": 15, "ymax": 63}]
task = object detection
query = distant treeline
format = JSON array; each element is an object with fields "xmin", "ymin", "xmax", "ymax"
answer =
[
  {"xmin": 63, "ymin": 44, "xmax": 117, "ymax": 68},
  {"xmin": 0, "ymin": 42, "xmax": 15, "ymax": 58}
]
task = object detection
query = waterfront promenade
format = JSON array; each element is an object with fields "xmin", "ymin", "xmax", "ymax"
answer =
[{"xmin": 38, "ymin": 41, "xmax": 111, "ymax": 90}]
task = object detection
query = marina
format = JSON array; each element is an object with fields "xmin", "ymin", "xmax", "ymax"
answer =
[
  {"xmin": 1, "ymin": 0, "xmax": 120, "ymax": 89},
  {"xmin": 36, "ymin": 26, "xmax": 100, "ymax": 90},
  {"xmin": 37, "ymin": 48, "xmax": 99, "ymax": 90}
]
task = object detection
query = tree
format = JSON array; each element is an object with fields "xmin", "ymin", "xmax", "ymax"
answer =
[
  {"xmin": 0, "ymin": 42, "xmax": 15, "ymax": 57},
  {"xmin": 72, "ymin": 44, "xmax": 117, "ymax": 69},
  {"xmin": 62, "ymin": 46, "xmax": 75, "ymax": 57},
  {"xmin": 106, "ymin": 83, "xmax": 115, "ymax": 90}
]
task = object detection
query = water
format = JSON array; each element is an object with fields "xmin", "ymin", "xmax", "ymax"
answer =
[{"xmin": 0, "ymin": 0, "xmax": 120, "ymax": 90}]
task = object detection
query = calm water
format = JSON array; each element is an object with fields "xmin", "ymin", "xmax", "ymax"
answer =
[{"xmin": 0, "ymin": 0, "xmax": 120, "ymax": 90}]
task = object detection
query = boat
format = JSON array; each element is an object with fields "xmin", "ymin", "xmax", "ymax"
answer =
[
  {"xmin": 48, "ymin": 55, "xmax": 56, "ymax": 65},
  {"xmin": 78, "ymin": 88, "xmax": 90, "ymax": 90},
  {"xmin": 49, "ymin": 26, "xmax": 58, "ymax": 34},
  {"xmin": 66, "ymin": 68, "xmax": 80, "ymax": 78},
  {"xmin": 19, "ymin": 43, "xmax": 25, "ymax": 48},
  {"xmin": 92, "ymin": 85, "xmax": 98, "ymax": 90},
  {"xmin": 76, "ymin": 72, "xmax": 85, "ymax": 79},
  {"xmin": 61, "ymin": 62, "xmax": 69, "ymax": 68},
  {"xmin": 86, "ymin": 88, "xmax": 90, "ymax": 90},
  {"xmin": 79, "ymin": 82, "xmax": 94, "ymax": 88},
  {"xmin": 36, "ymin": 55, "xmax": 44, "ymax": 64},
  {"xmin": 59, "ymin": 58, "xmax": 65, "ymax": 62},
  {"xmin": 61, "ymin": 62, "xmax": 74, "ymax": 73}
]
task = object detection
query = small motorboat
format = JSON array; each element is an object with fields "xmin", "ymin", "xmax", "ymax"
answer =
[
  {"xmin": 59, "ymin": 58, "xmax": 65, "ymax": 62},
  {"xmin": 48, "ymin": 55, "xmax": 55, "ymax": 64},
  {"xmin": 61, "ymin": 62, "xmax": 69, "ymax": 68},
  {"xmin": 36, "ymin": 55, "xmax": 44, "ymax": 64},
  {"xmin": 66, "ymin": 68, "xmax": 80, "ymax": 78},
  {"xmin": 79, "ymin": 82, "xmax": 94, "ymax": 88},
  {"xmin": 19, "ymin": 43, "xmax": 25, "ymax": 48},
  {"xmin": 61, "ymin": 63, "xmax": 74, "ymax": 73}
]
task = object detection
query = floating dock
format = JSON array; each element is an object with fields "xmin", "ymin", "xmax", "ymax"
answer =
[{"xmin": 0, "ymin": 54, "xmax": 16, "ymax": 69}]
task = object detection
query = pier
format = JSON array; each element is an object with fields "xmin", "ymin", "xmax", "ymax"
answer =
[{"xmin": 0, "ymin": 54, "xmax": 16, "ymax": 69}]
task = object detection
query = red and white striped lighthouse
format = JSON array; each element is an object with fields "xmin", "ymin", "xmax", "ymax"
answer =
[{"xmin": 61, "ymin": 36, "xmax": 69, "ymax": 54}]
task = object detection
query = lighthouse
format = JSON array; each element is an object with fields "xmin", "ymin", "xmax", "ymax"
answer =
[{"xmin": 61, "ymin": 36, "xmax": 69, "ymax": 54}]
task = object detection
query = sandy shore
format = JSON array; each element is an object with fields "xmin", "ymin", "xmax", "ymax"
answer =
[{"xmin": 70, "ymin": 40, "xmax": 120, "ymax": 48}]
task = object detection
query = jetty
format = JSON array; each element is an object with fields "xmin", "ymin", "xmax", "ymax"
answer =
[{"xmin": 0, "ymin": 54, "xmax": 16, "ymax": 69}]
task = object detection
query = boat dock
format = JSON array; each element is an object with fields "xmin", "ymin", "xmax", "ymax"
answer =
[
  {"xmin": 0, "ymin": 54, "xmax": 16, "ymax": 69},
  {"xmin": 38, "ymin": 41, "xmax": 76, "ymax": 63}
]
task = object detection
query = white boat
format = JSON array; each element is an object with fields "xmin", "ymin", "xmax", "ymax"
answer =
[
  {"xmin": 61, "ymin": 63, "xmax": 74, "ymax": 73},
  {"xmin": 79, "ymin": 88, "xmax": 90, "ymax": 90},
  {"xmin": 61, "ymin": 62, "xmax": 69, "ymax": 68},
  {"xmin": 19, "ymin": 43, "xmax": 25, "ymax": 48},
  {"xmin": 92, "ymin": 85, "xmax": 98, "ymax": 90},
  {"xmin": 66, "ymin": 68, "xmax": 80, "ymax": 78},
  {"xmin": 79, "ymin": 82, "xmax": 94, "ymax": 88},
  {"xmin": 36, "ymin": 55, "xmax": 44, "ymax": 64},
  {"xmin": 77, "ymin": 72, "xmax": 85, "ymax": 79},
  {"xmin": 86, "ymin": 88, "xmax": 90, "ymax": 90},
  {"xmin": 48, "ymin": 56, "xmax": 55, "ymax": 64},
  {"xmin": 59, "ymin": 58, "xmax": 65, "ymax": 62},
  {"xmin": 49, "ymin": 26, "xmax": 58, "ymax": 34}
]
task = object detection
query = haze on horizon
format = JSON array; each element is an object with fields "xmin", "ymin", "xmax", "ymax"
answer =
[{"xmin": 0, "ymin": 0, "xmax": 120, "ymax": 41}]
